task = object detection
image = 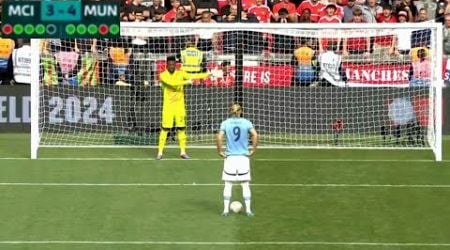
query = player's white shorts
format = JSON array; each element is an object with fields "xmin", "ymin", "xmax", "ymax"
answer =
[{"xmin": 222, "ymin": 155, "xmax": 251, "ymax": 182}]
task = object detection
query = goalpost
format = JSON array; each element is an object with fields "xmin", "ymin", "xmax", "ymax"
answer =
[{"xmin": 31, "ymin": 22, "xmax": 443, "ymax": 161}]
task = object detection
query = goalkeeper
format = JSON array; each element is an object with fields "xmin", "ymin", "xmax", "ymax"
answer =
[{"xmin": 156, "ymin": 56, "xmax": 209, "ymax": 160}]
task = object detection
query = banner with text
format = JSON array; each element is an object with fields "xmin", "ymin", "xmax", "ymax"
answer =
[{"xmin": 156, "ymin": 61, "xmax": 415, "ymax": 87}]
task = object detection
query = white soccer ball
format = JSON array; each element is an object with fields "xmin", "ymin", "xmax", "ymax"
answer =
[{"xmin": 229, "ymin": 201, "xmax": 243, "ymax": 213}]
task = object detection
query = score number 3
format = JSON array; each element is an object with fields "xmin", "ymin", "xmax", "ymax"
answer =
[
  {"xmin": 46, "ymin": 5, "xmax": 78, "ymax": 16},
  {"xmin": 41, "ymin": 1, "xmax": 82, "ymax": 22}
]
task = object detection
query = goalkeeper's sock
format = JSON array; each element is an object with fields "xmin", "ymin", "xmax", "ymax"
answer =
[
  {"xmin": 242, "ymin": 182, "xmax": 252, "ymax": 213},
  {"xmin": 177, "ymin": 129, "xmax": 187, "ymax": 155},
  {"xmin": 223, "ymin": 181, "xmax": 233, "ymax": 213},
  {"xmin": 158, "ymin": 129, "xmax": 169, "ymax": 155}
]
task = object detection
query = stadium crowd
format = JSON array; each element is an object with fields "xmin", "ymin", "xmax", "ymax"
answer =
[{"xmin": 0, "ymin": 0, "xmax": 447, "ymax": 86}]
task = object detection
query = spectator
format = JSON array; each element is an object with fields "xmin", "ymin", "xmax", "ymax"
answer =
[
  {"xmin": 0, "ymin": 38, "xmax": 14, "ymax": 85},
  {"xmin": 248, "ymin": 0, "xmax": 272, "ymax": 23},
  {"xmin": 220, "ymin": 0, "xmax": 237, "ymax": 17},
  {"xmin": 221, "ymin": 7, "xmax": 261, "ymax": 54},
  {"xmin": 75, "ymin": 39, "xmax": 99, "ymax": 86},
  {"xmin": 40, "ymin": 40, "xmax": 58, "ymax": 86},
  {"xmin": 376, "ymin": 5, "xmax": 397, "ymax": 23},
  {"xmin": 397, "ymin": 9, "xmax": 408, "ymax": 22},
  {"xmin": 409, "ymin": 48, "xmax": 431, "ymax": 87},
  {"xmin": 397, "ymin": 0, "xmax": 416, "ymax": 22},
  {"xmin": 122, "ymin": 0, "xmax": 151, "ymax": 21},
  {"xmin": 293, "ymin": 38, "xmax": 316, "ymax": 86},
  {"xmin": 216, "ymin": 61, "xmax": 234, "ymax": 87},
  {"xmin": 11, "ymin": 39, "xmax": 31, "ymax": 85},
  {"xmin": 342, "ymin": 8, "xmax": 371, "ymax": 57},
  {"xmin": 276, "ymin": 7, "xmax": 290, "ymax": 23},
  {"xmin": 173, "ymin": 4, "xmax": 196, "ymax": 22},
  {"xmin": 366, "ymin": 0, "xmax": 383, "ymax": 21},
  {"xmin": 170, "ymin": 4, "xmax": 197, "ymax": 53},
  {"xmin": 179, "ymin": 39, "xmax": 206, "ymax": 76},
  {"xmin": 193, "ymin": 0, "xmax": 219, "ymax": 17},
  {"xmin": 374, "ymin": 6, "xmax": 396, "ymax": 56},
  {"xmin": 319, "ymin": 0, "xmax": 345, "ymax": 20},
  {"xmin": 343, "ymin": 0, "xmax": 357, "ymax": 22},
  {"xmin": 207, "ymin": 61, "xmax": 235, "ymax": 87},
  {"xmin": 150, "ymin": 0, "xmax": 167, "ymax": 21},
  {"xmin": 436, "ymin": 0, "xmax": 446, "ymax": 23},
  {"xmin": 55, "ymin": 43, "xmax": 81, "ymax": 86},
  {"xmin": 217, "ymin": 0, "xmax": 230, "ymax": 14},
  {"xmin": 317, "ymin": 42, "xmax": 347, "ymax": 87},
  {"xmin": 242, "ymin": 0, "xmax": 257, "ymax": 11},
  {"xmin": 354, "ymin": 0, "xmax": 376, "ymax": 22},
  {"xmin": 298, "ymin": 8, "xmax": 312, "ymax": 22},
  {"xmin": 296, "ymin": 0, "xmax": 325, "ymax": 22},
  {"xmin": 222, "ymin": 4, "xmax": 238, "ymax": 21},
  {"xmin": 272, "ymin": 0, "xmax": 297, "ymax": 22},
  {"xmin": 221, "ymin": 5, "xmax": 259, "ymax": 22},
  {"xmin": 163, "ymin": 0, "xmax": 182, "ymax": 22},
  {"xmin": 318, "ymin": 4, "xmax": 342, "ymax": 23},
  {"xmin": 272, "ymin": 8, "xmax": 296, "ymax": 53},
  {"xmin": 390, "ymin": 11, "xmax": 412, "ymax": 58},
  {"xmin": 443, "ymin": 13, "xmax": 450, "ymax": 54},
  {"xmin": 318, "ymin": 4, "xmax": 342, "ymax": 53},
  {"xmin": 196, "ymin": 11, "xmax": 218, "ymax": 52},
  {"xmin": 416, "ymin": 7, "xmax": 428, "ymax": 22},
  {"xmin": 109, "ymin": 39, "xmax": 132, "ymax": 86}
]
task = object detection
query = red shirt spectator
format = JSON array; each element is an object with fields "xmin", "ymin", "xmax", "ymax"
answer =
[
  {"xmin": 248, "ymin": 0, "xmax": 272, "ymax": 22},
  {"xmin": 297, "ymin": 0, "xmax": 325, "ymax": 22},
  {"xmin": 217, "ymin": 0, "xmax": 229, "ymax": 14},
  {"xmin": 272, "ymin": 0, "xmax": 297, "ymax": 22},
  {"xmin": 242, "ymin": 0, "xmax": 257, "ymax": 10},
  {"xmin": 375, "ymin": 5, "xmax": 397, "ymax": 46},
  {"xmin": 376, "ymin": 6, "xmax": 397, "ymax": 23},
  {"xmin": 162, "ymin": 0, "xmax": 181, "ymax": 22},
  {"xmin": 318, "ymin": 4, "xmax": 341, "ymax": 23},
  {"xmin": 318, "ymin": 4, "xmax": 341, "ymax": 52},
  {"xmin": 319, "ymin": 1, "xmax": 344, "ymax": 20}
]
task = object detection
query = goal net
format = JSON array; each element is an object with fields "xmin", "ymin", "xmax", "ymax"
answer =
[{"xmin": 31, "ymin": 22, "xmax": 443, "ymax": 160}]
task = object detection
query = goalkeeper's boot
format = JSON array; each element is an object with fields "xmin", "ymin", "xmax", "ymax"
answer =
[
  {"xmin": 156, "ymin": 154, "xmax": 163, "ymax": 160},
  {"xmin": 180, "ymin": 154, "xmax": 191, "ymax": 160},
  {"xmin": 221, "ymin": 212, "xmax": 229, "ymax": 217},
  {"xmin": 246, "ymin": 211, "xmax": 254, "ymax": 217}
]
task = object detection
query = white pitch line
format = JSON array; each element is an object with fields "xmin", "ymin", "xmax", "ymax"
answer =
[
  {"xmin": 0, "ymin": 241, "xmax": 449, "ymax": 247},
  {"xmin": 1, "ymin": 183, "xmax": 450, "ymax": 188},
  {"xmin": 0, "ymin": 157, "xmax": 447, "ymax": 162}
]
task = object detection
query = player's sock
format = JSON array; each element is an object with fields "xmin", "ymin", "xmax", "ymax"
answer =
[
  {"xmin": 177, "ymin": 128, "xmax": 187, "ymax": 154},
  {"xmin": 242, "ymin": 181, "xmax": 252, "ymax": 213},
  {"xmin": 223, "ymin": 181, "xmax": 233, "ymax": 213},
  {"xmin": 158, "ymin": 129, "xmax": 169, "ymax": 155}
]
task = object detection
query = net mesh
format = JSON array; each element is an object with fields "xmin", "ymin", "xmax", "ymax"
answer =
[{"xmin": 37, "ymin": 23, "xmax": 438, "ymax": 148}]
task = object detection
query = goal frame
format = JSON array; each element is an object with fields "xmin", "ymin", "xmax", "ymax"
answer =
[{"xmin": 30, "ymin": 22, "xmax": 443, "ymax": 161}]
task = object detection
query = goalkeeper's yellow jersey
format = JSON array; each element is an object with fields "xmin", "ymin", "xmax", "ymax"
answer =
[
  {"xmin": 159, "ymin": 69, "xmax": 209, "ymax": 110},
  {"xmin": 160, "ymin": 69, "xmax": 191, "ymax": 110}
]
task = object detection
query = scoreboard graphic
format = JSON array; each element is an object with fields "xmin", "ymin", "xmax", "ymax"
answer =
[{"xmin": 1, "ymin": 0, "xmax": 120, "ymax": 38}]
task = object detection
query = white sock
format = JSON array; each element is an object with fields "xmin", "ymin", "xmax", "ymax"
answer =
[
  {"xmin": 241, "ymin": 181, "xmax": 251, "ymax": 213},
  {"xmin": 223, "ymin": 181, "xmax": 232, "ymax": 213}
]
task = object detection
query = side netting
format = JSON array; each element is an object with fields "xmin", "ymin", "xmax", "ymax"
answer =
[{"xmin": 33, "ymin": 22, "xmax": 442, "ymax": 160}]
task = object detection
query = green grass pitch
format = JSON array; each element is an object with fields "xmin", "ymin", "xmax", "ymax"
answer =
[{"xmin": 1, "ymin": 133, "xmax": 450, "ymax": 250}]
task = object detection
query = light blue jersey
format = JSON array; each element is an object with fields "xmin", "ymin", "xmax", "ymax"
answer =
[{"xmin": 220, "ymin": 117, "xmax": 254, "ymax": 156}]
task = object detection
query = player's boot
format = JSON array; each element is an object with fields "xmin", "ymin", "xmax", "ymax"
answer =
[
  {"xmin": 156, "ymin": 154, "xmax": 163, "ymax": 160},
  {"xmin": 180, "ymin": 154, "xmax": 190, "ymax": 159},
  {"xmin": 221, "ymin": 212, "xmax": 229, "ymax": 217},
  {"xmin": 246, "ymin": 211, "xmax": 254, "ymax": 217}
]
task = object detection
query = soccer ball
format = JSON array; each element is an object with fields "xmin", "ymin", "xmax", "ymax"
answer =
[{"xmin": 229, "ymin": 201, "xmax": 243, "ymax": 213}]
